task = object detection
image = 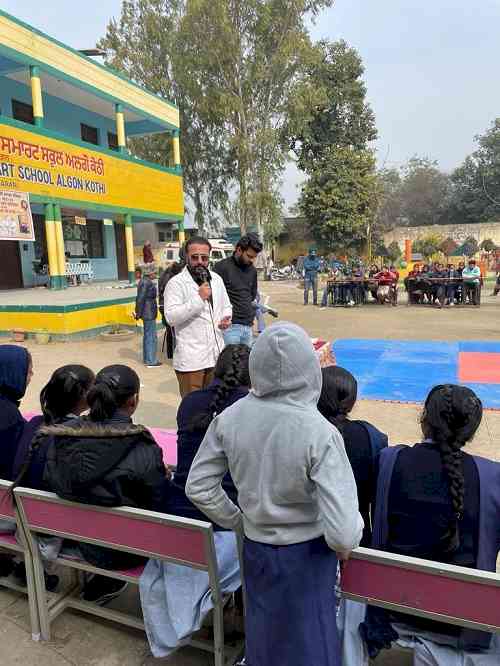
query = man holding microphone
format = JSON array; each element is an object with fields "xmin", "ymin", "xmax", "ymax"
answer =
[{"xmin": 164, "ymin": 236, "xmax": 232, "ymax": 398}]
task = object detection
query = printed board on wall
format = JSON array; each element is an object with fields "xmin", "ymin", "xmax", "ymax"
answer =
[
  {"xmin": 0, "ymin": 122, "xmax": 184, "ymax": 218},
  {"xmin": 0, "ymin": 189, "xmax": 34, "ymax": 241}
]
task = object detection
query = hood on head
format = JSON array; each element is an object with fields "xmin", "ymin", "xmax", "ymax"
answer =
[
  {"xmin": 0, "ymin": 345, "xmax": 29, "ymax": 403},
  {"xmin": 249, "ymin": 322, "xmax": 322, "ymax": 404}
]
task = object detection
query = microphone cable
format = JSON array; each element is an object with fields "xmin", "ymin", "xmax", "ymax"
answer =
[{"xmin": 208, "ymin": 300, "xmax": 222, "ymax": 355}]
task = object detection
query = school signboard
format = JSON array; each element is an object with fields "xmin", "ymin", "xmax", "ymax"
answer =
[
  {"xmin": 0, "ymin": 121, "xmax": 184, "ymax": 219},
  {"xmin": 0, "ymin": 189, "xmax": 34, "ymax": 241}
]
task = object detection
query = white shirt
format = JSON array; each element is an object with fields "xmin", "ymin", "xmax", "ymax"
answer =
[{"xmin": 164, "ymin": 267, "xmax": 232, "ymax": 372}]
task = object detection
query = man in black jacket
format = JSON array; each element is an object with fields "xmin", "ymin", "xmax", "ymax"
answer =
[
  {"xmin": 213, "ymin": 233, "xmax": 263, "ymax": 346},
  {"xmin": 134, "ymin": 266, "xmax": 161, "ymax": 367},
  {"xmin": 158, "ymin": 262, "xmax": 182, "ymax": 359}
]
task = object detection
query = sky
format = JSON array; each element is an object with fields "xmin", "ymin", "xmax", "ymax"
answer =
[{"xmin": 5, "ymin": 0, "xmax": 500, "ymax": 211}]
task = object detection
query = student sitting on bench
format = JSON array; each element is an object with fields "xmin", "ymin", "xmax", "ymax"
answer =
[
  {"xmin": 317, "ymin": 366, "xmax": 387, "ymax": 547},
  {"xmin": 344, "ymin": 384, "xmax": 500, "ymax": 666},
  {"xmin": 44, "ymin": 364, "xmax": 168, "ymax": 605}
]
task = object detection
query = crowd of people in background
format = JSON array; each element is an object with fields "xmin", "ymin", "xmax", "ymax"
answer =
[
  {"xmin": 405, "ymin": 259, "xmax": 483, "ymax": 307},
  {"xmin": 1, "ymin": 316, "xmax": 499, "ymax": 665},
  {"xmin": 299, "ymin": 247, "xmax": 487, "ymax": 309},
  {"xmin": 301, "ymin": 247, "xmax": 400, "ymax": 307}
]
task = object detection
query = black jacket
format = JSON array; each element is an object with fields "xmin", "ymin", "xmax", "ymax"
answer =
[
  {"xmin": 135, "ymin": 277, "xmax": 158, "ymax": 321},
  {"xmin": 43, "ymin": 417, "xmax": 168, "ymax": 570},
  {"xmin": 43, "ymin": 418, "xmax": 168, "ymax": 510},
  {"xmin": 213, "ymin": 255, "xmax": 257, "ymax": 326}
]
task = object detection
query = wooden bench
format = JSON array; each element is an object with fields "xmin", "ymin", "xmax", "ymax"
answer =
[
  {"xmin": 0, "ymin": 480, "xmax": 40, "ymax": 639},
  {"xmin": 14, "ymin": 487, "xmax": 243, "ymax": 665},
  {"xmin": 341, "ymin": 546, "xmax": 500, "ymax": 638}
]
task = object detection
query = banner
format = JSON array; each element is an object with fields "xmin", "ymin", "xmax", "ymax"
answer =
[
  {"xmin": 0, "ymin": 122, "xmax": 184, "ymax": 218},
  {"xmin": 0, "ymin": 190, "xmax": 34, "ymax": 241}
]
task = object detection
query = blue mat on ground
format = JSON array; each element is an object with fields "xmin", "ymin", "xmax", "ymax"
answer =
[{"xmin": 332, "ymin": 339, "xmax": 500, "ymax": 409}]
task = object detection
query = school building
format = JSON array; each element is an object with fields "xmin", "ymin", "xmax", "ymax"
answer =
[{"xmin": 0, "ymin": 9, "xmax": 184, "ymax": 292}]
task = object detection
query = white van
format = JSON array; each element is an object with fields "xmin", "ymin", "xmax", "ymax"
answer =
[{"xmin": 158, "ymin": 239, "xmax": 234, "ymax": 267}]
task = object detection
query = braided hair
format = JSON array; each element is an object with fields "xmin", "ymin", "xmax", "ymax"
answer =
[
  {"xmin": 40, "ymin": 365, "xmax": 95, "ymax": 424},
  {"xmin": 188, "ymin": 344, "xmax": 250, "ymax": 432},
  {"xmin": 421, "ymin": 384, "xmax": 483, "ymax": 551},
  {"xmin": 317, "ymin": 366, "xmax": 358, "ymax": 433}
]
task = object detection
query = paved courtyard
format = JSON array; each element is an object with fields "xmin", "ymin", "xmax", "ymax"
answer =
[{"xmin": 2, "ymin": 281, "xmax": 499, "ymax": 664}]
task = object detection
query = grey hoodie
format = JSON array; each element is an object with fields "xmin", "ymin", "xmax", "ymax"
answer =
[{"xmin": 186, "ymin": 322, "xmax": 363, "ymax": 552}]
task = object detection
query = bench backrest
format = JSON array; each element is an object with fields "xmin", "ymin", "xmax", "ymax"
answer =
[
  {"xmin": 342, "ymin": 547, "xmax": 500, "ymax": 633},
  {"xmin": 0, "ymin": 480, "xmax": 16, "ymax": 521},
  {"xmin": 14, "ymin": 487, "xmax": 213, "ymax": 570}
]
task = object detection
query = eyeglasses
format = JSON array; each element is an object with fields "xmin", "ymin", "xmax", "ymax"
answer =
[{"xmin": 190, "ymin": 254, "xmax": 210, "ymax": 261}]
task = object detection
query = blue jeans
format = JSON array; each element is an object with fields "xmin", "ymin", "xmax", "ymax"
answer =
[
  {"xmin": 223, "ymin": 323, "xmax": 254, "ymax": 347},
  {"xmin": 143, "ymin": 319, "xmax": 158, "ymax": 364},
  {"xmin": 304, "ymin": 275, "xmax": 318, "ymax": 305}
]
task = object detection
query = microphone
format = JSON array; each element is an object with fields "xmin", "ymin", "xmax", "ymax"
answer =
[
  {"xmin": 204, "ymin": 270, "xmax": 213, "ymax": 308},
  {"xmin": 188, "ymin": 265, "xmax": 213, "ymax": 307}
]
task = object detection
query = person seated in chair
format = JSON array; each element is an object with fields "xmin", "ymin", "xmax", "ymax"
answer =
[
  {"xmin": 374, "ymin": 266, "xmax": 393, "ymax": 304},
  {"xmin": 0, "ymin": 346, "xmax": 32, "ymax": 577},
  {"xmin": 44, "ymin": 364, "xmax": 168, "ymax": 605},
  {"xmin": 462, "ymin": 259, "xmax": 481, "ymax": 306}
]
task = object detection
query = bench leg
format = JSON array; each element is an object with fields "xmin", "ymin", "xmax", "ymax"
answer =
[
  {"xmin": 213, "ymin": 600, "xmax": 225, "ymax": 666},
  {"xmin": 24, "ymin": 554, "xmax": 42, "ymax": 641},
  {"xmin": 31, "ymin": 550, "xmax": 51, "ymax": 641}
]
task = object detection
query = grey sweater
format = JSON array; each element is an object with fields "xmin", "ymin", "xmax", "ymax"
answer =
[{"xmin": 186, "ymin": 322, "xmax": 363, "ymax": 553}]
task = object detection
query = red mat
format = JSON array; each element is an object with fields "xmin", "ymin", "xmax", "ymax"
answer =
[{"xmin": 459, "ymin": 352, "xmax": 500, "ymax": 384}]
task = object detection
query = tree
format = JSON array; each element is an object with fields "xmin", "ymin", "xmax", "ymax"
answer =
[
  {"xmin": 373, "ymin": 241, "xmax": 388, "ymax": 258},
  {"xmin": 451, "ymin": 118, "xmax": 500, "ymax": 225},
  {"xmin": 98, "ymin": 0, "xmax": 231, "ymax": 231},
  {"xmin": 440, "ymin": 237, "xmax": 458, "ymax": 257},
  {"xmin": 292, "ymin": 39, "xmax": 379, "ymax": 250},
  {"xmin": 287, "ymin": 39, "xmax": 377, "ymax": 171},
  {"xmin": 462, "ymin": 236, "xmax": 479, "ymax": 257},
  {"xmin": 100, "ymin": 0, "xmax": 334, "ymax": 236},
  {"xmin": 299, "ymin": 147, "xmax": 379, "ymax": 252},
  {"xmin": 374, "ymin": 168, "xmax": 403, "ymax": 232},
  {"xmin": 387, "ymin": 241, "xmax": 402, "ymax": 263},
  {"xmin": 399, "ymin": 157, "xmax": 452, "ymax": 227},
  {"xmin": 413, "ymin": 234, "xmax": 443, "ymax": 260},
  {"xmin": 176, "ymin": 0, "xmax": 334, "ymax": 235}
]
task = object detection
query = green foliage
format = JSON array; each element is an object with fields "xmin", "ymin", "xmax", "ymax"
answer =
[
  {"xmin": 299, "ymin": 147, "xmax": 378, "ymax": 252},
  {"xmin": 374, "ymin": 242, "xmax": 388, "ymax": 258},
  {"xmin": 293, "ymin": 39, "xmax": 379, "ymax": 251},
  {"xmin": 98, "ymin": 0, "xmax": 231, "ymax": 231},
  {"xmin": 287, "ymin": 40, "xmax": 377, "ymax": 171},
  {"xmin": 412, "ymin": 234, "xmax": 443, "ymax": 260},
  {"xmin": 398, "ymin": 157, "xmax": 452, "ymax": 227},
  {"xmin": 374, "ymin": 168, "xmax": 403, "ymax": 232},
  {"xmin": 451, "ymin": 118, "xmax": 500, "ymax": 225},
  {"xmin": 99, "ymin": 0, "xmax": 334, "ymax": 238},
  {"xmin": 175, "ymin": 0, "xmax": 333, "ymax": 235},
  {"xmin": 387, "ymin": 241, "xmax": 402, "ymax": 262}
]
